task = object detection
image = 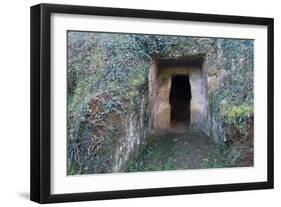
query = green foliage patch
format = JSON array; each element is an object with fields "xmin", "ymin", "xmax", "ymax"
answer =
[
  {"xmin": 221, "ymin": 104, "xmax": 253, "ymax": 124},
  {"xmin": 126, "ymin": 134, "xmax": 179, "ymax": 172}
]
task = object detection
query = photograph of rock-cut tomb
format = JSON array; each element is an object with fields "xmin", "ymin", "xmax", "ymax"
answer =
[{"xmin": 67, "ymin": 31, "xmax": 254, "ymax": 175}]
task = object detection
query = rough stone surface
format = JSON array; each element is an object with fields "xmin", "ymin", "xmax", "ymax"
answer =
[{"xmin": 114, "ymin": 94, "xmax": 148, "ymax": 172}]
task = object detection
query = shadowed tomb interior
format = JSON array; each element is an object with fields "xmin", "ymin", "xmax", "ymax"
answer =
[{"xmin": 170, "ymin": 75, "xmax": 192, "ymax": 126}]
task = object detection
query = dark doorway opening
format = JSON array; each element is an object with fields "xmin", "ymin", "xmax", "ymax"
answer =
[{"xmin": 169, "ymin": 75, "xmax": 192, "ymax": 126}]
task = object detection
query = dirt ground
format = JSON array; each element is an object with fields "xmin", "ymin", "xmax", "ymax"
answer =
[{"xmin": 126, "ymin": 127, "xmax": 253, "ymax": 172}]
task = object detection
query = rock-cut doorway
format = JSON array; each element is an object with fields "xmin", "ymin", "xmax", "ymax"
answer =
[{"xmin": 149, "ymin": 55, "xmax": 208, "ymax": 132}]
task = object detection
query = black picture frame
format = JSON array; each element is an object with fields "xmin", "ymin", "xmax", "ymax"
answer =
[{"xmin": 30, "ymin": 3, "xmax": 274, "ymax": 204}]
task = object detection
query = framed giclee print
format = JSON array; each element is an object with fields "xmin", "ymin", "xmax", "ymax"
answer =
[{"xmin": 30, "ymin": 3, "xmax": 274, "ymax": 203}]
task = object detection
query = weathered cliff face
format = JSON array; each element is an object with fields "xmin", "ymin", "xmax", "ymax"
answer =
[
  {"xmin": 114, "ymin": 94, "xmax": 148, "ymax": 172},
  {"xmin": 67, "ymin": 32, "xmax": 151, "ymax": 175},
  {"xmin": 67, "ymin": 32, "xmax": 254, "ymax": 174},
  {"xmin": 207, "ymin": 39, "xmax": 254, "ymax": 143}
]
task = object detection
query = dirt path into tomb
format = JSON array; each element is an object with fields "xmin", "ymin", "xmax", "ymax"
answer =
[{"xmin": 126, "ymin": 128, "xmax": 230, "ymax": 172}]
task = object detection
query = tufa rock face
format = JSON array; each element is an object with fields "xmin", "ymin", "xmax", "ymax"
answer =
[{"xmin": 114, "ymin": 94, "xmax": 148, "ymax": 172}]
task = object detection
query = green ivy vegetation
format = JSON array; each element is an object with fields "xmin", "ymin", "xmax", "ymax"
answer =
[{"xmin": 221, "ymin": 104, "xmax": 253, "ymax": 124}]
